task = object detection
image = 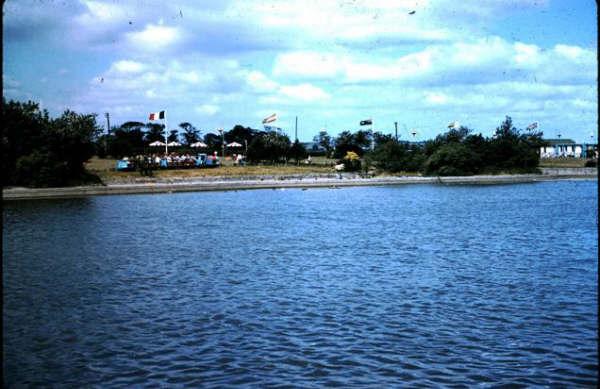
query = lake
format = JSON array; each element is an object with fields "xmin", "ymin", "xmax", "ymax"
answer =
[{"xmin": 3, "ymin": 180, "xmax": 598, "ymax": 387}]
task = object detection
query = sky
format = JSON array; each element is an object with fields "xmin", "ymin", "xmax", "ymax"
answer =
[{"xmin": 3, "ymin": 0, "xmax": 598, "ymax": 143}]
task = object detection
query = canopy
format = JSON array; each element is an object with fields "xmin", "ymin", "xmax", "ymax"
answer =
[
  {"xmin": 149, "ymin": 141, "xmax": 166, "ymax": 146},
  {"xmin": 167, "ymin": 141, "xmax": 181, "ymax": 147},
  {"xmin": 190, "ymin": 141, "xmax": 208, "ymax": 148},
  {"xmin": 227, "ymin": 142, "xmax": 243, "ymax": 147}
]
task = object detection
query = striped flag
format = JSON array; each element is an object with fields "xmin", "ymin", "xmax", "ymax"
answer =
[
  {"xmin": 262, "ymin": 113, "xmax": 277, "ymax": 124},
  {"xmin": 448, "ymin": 121, "xmax": 460, "ymax": 129},
  {"xmin": 149, "ymin": 111, "xmax": 165, "ymax": 120},
  {"xmin": 526, "ymin": 122, "xmax": 538, "ymax": 130}
]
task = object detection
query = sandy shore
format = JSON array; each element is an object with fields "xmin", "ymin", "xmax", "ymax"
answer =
[{"xmin": 3, "ymin": 168, "xmax": 596, "ymax": 201}]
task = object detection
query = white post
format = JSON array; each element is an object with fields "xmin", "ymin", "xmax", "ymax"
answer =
[
  {"xmin": 370, "ymin": 118, "xmax": 374, "ymax": 150},
  {"xmin": 164, "ymin": 113, "xmax": 169, "ymax": 155}
]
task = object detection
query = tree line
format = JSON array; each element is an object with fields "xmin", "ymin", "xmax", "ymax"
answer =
[
  {"xmin": 3, "ymin": 99, "xmax": 101, "ymax": 187},
  {"xmin": 313, "ymin": 117, "xmax": 545, "ymax": 175},
  {"xmin": 3, "ymin": 98, "xmax": 547, "ymax": 187}
]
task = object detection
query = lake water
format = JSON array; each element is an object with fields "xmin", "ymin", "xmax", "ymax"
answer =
[{"xmin": 3, "ymin": 180, "xmax": 598, "ymax": 387}]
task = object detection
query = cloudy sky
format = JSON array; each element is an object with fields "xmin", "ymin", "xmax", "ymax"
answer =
[{"xmin": 3, "ymin": 0, "xmax": 597, "ymax": 142}]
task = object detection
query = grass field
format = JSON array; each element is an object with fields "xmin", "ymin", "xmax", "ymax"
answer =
[
  {"xmin": 85, "ymin": 156, "xmax": 594, "ymax": 184},
  {"xmin": 85, "ymin": 157, "xmax": 339, "ymax": 182},
  {"xmin": 538, "ymin": 158, "xmax": 589, "ymax": 168}
]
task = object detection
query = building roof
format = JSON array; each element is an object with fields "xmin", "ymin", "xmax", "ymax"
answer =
[{"xmin": 544, "ymin": 138, "xmax": 576, "ymax": 145}]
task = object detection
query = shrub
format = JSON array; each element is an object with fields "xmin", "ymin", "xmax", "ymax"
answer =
[
  {"xmin": 342, "ymin": 151, "xmax": 361, "ymax": 171},
  {"xmin": 423, "ymin": 143, "xmax": 482, "ymax": 176}
]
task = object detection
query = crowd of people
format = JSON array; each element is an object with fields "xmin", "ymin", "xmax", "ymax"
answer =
[{"xmin": 117, "ymin": 152, "xmax": 247, "ymax": 171}]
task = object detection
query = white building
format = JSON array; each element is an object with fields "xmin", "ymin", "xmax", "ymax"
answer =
[{"xmin": 539, "ymin": 139, "xmax": 597, "ymax": 158}]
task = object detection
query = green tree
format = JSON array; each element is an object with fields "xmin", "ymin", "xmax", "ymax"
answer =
[
  {"xmin": 289, "ymin": 139, "xmax": 308, "ymax": 164},
  {"xmin": 368, "ymin": 140, "xmax": 425, "ymax": 173},
  {"xmin": 226, "ymin": 125, "xmax": 260, "ymax": 147},
  {"xmin": 3, "ymin": 99, "xmax": 102, "ymax": 187},
  {"xmin": 423, "ymin": 143, "xmax": 482, "ymax": 176},
  {"xmin": 2, "ymin": 99, "xmax": 50, "ymax": 185},
  {"xmin": 168, "ymin": 129, "xmax": 179, "ymax": 143},
  {"xmin": 109, "ymin": 122, "xmax": 146, "ymax": 157},
  {"xmin": 313, "ymin": 130, "xmax": 333, "ymax": 156},
  {"xmin": 145, "ymin": 122, "xmax": 165, "ymax": 143},
  {"xmin": 179, "ymin": 122, "xmax": 200, "ymax": 146},
  {"xmin": 487, "ymin": 116, "xmax": 542, "ymax": 172},
  {"xmin": 333, "ymin": 130, "xmax": 372, "ymax": 158},
  {"xmin": 247, "ymin": 131, "xmax": 290, "ymax": 163}
]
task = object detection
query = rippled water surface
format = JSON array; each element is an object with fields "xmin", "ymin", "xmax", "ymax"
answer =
[{"xmin": 3, "ymin": 180, "xmax": 598, "ymax": 387}]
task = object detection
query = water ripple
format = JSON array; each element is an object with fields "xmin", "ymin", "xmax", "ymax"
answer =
[{"xmin": 3, "ymin": 181, "xmax": 598, "ymax": 387}]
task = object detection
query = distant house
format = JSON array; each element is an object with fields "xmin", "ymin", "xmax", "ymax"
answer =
[
  {"xmin": 539, "ymin": 138, "xmax": 597, "ymax": 158},
  {"xmin": 301, "ymin": 142, "xmax": 327, "ymax": 153}
]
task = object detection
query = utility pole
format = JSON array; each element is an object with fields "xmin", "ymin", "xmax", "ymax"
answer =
[
  {"xmin": 218, "ymin": 128, "xmax": 225, "ymax": 163},
  {"xmin": 394, "ymin": 121, "xmax": 398, "ymax": 141},
  {"xmin": 295, "ymin": 116, "xmax": 298, "ymax": 141},
  {"xmin": 105, "ymin": 112, "xmax": 110, "ymax": 155}
]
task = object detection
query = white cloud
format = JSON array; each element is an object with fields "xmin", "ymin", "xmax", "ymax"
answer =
[
  {"xmin": 273, "ymin": 52, "xmax": 342, "ymax": 78},
  {"xmin": 76, "ymin": 0, "xmax": 128, "ymax": 24},
  {"xmin": 272, "ymin": 36, "xmax": 596, "ymax": 87},
  {"xmin": 553, "ymin": 44, "xmax": 594, "ymax": 63},
  {"xmin": 110, "ymin": 60, "xmax": 145, "ymax": 73},
  {"xmin": 279, "ymin": 83, "xmax": 330, "ymax": 101},
  {"xmin": 425, "ymin": 92, "xmax": 449, "ymax": 105},
  {"xmin": 195, "ymin": 104, "xmax": 220, "ymax": 115},
  {"xmin": 245, "ymin": 70, "xmax": 279, "ymax": 91},
  {"xmin": 126, "ymin": 24, "xmax": 181, "ymax": 51},
  {"xmin": 513, "ymin": 42, "xmax": 541, "ymax": 67}
]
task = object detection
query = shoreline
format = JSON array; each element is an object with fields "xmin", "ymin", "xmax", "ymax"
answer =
[{"xmin": 3, "ymin": 170, "xmax": 597, "ymax": 201}]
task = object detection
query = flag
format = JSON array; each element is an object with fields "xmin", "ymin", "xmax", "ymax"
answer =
[
  {"xmin": 149, "ymin": 111, "xmax": 165, "ymax": 120},
  {"xmin": 448, "ymin": 121, "xmax": 459, "ymax": 129},
  {"xmin": 262, "ymin": 113, "xmax": 277, "ymax": 124},
  {"xmin": 360, "ymin": 119, "xmax": 372, "ymax": 126},
  {"xmin": 526, "ymin": 122, "xmax": 538, "ymax": 130}
]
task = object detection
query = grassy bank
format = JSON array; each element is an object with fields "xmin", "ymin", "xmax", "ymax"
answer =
[
  {"xmin": 85, "ymin": 157, "xmax": 339, "ymax": 183},
  {"xmin": 538, "ymin": 158, "xmax": 589, "ymax": 168},
  {"xmin": 85, "ymin": 156, "xmax": 594, "ymax": 185}
]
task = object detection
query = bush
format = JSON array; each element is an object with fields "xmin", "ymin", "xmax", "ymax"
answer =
[
  {"xmin": 584, "ymin": 159, "xmax": 597, "ymax": 167},
  {"xmin": 3, "ymin": 99, "xmax": 101, "ymax": 187},
  {"xmin": 423, "ymin": 143, "xmax": 482, "ymax": 176},
  {"xmin": 342, "ymin": 151, "xmax": 361, "ymax": 171},
  {"xmin": 369, "ymin": 140, "xmax": 424, "ymax": 173}
]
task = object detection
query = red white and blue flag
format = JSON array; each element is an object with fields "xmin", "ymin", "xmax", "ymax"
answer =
[
  {"xmin": 526, "ymin": 122, "xmax": 538, "ymax": 130},
  {"xmin": 149, "ymin": 111, "xmax": 165, "ymax": 120},
  {"xmin": 262, "ymin": 113, "xmax": 277, "ymax": 124}
]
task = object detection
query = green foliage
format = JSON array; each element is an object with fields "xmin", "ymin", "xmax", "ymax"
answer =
[
  {"xmin": 342, "ymin": 151, "xmax": 361, "ymax": 171},
  {"xmin": 486, "ymin": 116, "xmax": 543, "ymax": 172},
  {"xmin": 424, "ymin": 143, "xmax": 482, "ymax": 176},
  {"xmin": 179, "ymin": 122, "xmax": 200, "ymax": 145},
  {"xmin": 168, "ymin": 129, "xmax": 179, "ymax": 143},
  {"xmin": 109, "ymin": 124, "xmax": 145, "ymax": 158},
  {"xmin": 226, "ymin": 125, "xmax": 259, "ymax": 146},
  {"xmin": 289, "ymin": 139, "xmax": 308, "ymax": 164},
  {"xmin": 145, "ymin": 123, "xmax": 165, "ymax": 143},
  {"xmin": 313, "ymin": 130, "xmax": 333, "ymax": 156},
  {"xmin": 363, "ymin": 116, "xmax": 544, "ymax": 176},
  {"xmin": 369, "ymin": 140, "xmax": 424, "ymax": 173},
  {"xmin": 3, "ymin": 99, "xmax": 101, "ymax": 187},
  {"xmin": 333, "ymin": 130, "xmax": 372, "ymax": 158},
  {"xmin": 247, "ymin": 131, "xmax": 290, "ymax": 163}
]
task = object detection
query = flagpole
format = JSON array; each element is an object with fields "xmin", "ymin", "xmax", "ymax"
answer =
[
  {"xmin": 164, "ymin": 112, "xmax": 168, "ymax": 155},
  {"xmin": 371, "ymin": 117, "xmax": 374, "ymax": 150}
]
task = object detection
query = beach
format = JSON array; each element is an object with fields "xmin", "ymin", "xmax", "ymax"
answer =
[{"xmin": 2, "ymin": 168, "xmax": 596, "ymax": 201}]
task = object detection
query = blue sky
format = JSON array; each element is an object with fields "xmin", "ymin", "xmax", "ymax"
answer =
[{"xmin": 3, "ymin": 0, "xmax": 597, "ymax": 143}]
